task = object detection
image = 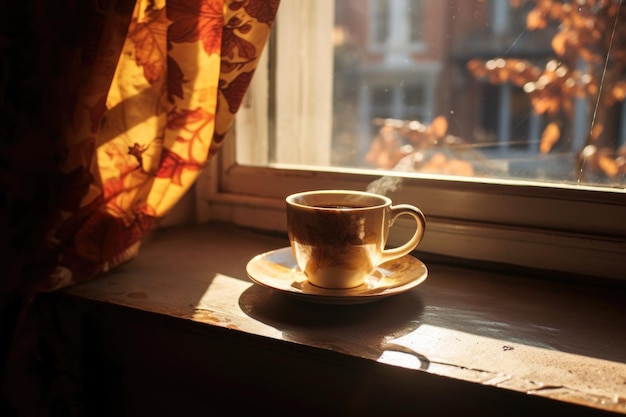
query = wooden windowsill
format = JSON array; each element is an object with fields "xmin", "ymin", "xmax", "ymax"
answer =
[{"xmin": 58, "ymin": 221, "xmax": 626, "ymax": 416}]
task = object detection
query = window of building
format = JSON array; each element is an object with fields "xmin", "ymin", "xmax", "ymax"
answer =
[
  {"xmin": 199, "ymin": 0, "xmax": 626, "ymax": 283},
  {"xmin": 368, "ymin": 0, "xmax": 426, "ymax": 50},
  {"xmin": 372, "ymin": 0, "xmax": 390, "ymax": 44},
  {"xmin": 408, "ymin": 0, "xmax": 424, "ymax": 43}
]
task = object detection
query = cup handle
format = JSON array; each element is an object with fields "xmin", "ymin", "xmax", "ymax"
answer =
[{"xmin": 380, "ymin": 204, "xmax": 426, "ymax": 264}]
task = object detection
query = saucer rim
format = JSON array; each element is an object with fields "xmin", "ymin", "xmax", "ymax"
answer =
[{"xmin": 246, "ymin": 247, "xmax": 428, "ymax": 304}]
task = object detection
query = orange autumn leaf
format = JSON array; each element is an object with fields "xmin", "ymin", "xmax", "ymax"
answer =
[
  {"xmin": 241, "ymin": 0, "xmax": 281, "ymax": 24},
  {"xmin": 590, "ymin": 123, "xmax": 604, "ymax": 141},
  {"xmin": 103, "ymin": 177, "xmax": 127, "ymax": 201},
  {"xmin": 72, "ymin": 211, "xmax": 133, "ymax": 263},
  {"xmin": 598, "ymin": 155, "xmax": 619, "ymax": 177},
  {"xmin": 167, "ymin": 107, "xmax": 214, "ymax": 131},
  {"xmin": 526, "ymin": 8, "xmax": 546, "ymax": 30},
  {"xmin": 540, "ymin": 122, "xmax": 560, "ymax": 154},
  {"xmin": 167, "ymin": 56, "xmax": 185, "ymax": 102},
  {"xmin": 466, "ymin": 59, "xmax": 487, "ymax": 78},
  {"xmin": 430, "ymin": 115, "xmax": 448, "ymax": 137},
  {"xmin": 72, "ymin": 210, "xmax": 157, "ymax": 264},
  {"xmin": 551, "ymin": 32, "xmax": 567, "ymax": 56},
  {"xmin": 221, "ymin": 71, "xmax": 254, "ymax": 113},
  {"xmin": 167, "ymin": 0, "xmax": 223, "ymax": 55},
  {"xmin": 222, "ymin": 19, "xmax": 258, "ymax": 61},
  {"xmin": 156, "ymin": 148, "xmax": 202, "ymax": 186},
  {"xmin": 129, "ymin": 8, "xmax": 170, "ymax": 84},
  {"xmin": 610, "ymin": 80, "xmax": 626, "ymax": 102}
]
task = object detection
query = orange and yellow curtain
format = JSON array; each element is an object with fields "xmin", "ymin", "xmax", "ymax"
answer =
[
  {"xmin": 0, "ymin": 0, "xmax": 279, "ymax": 413},
  {"xmin": 44, "ymin": 0, "xmax": 277, "ymax": 291},
  {"xmin": 1, "ymin": 0, "xmax": 278, "ymax": 294}
]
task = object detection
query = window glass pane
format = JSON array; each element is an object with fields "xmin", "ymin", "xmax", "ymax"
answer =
[
  {"xmin": 252, "ymin": 0, "xmax": 626, "ymax": 189},
  {"xmin": 371, "ymin": 86, "xmax": 393, "ymax": 110},
  {"xmin": 408, "ymin": 0, "xmax": 424, "ymax": 43},
  {"xmin": 373, "ymin": 0, "xmax": 390, "ymax": 44}
]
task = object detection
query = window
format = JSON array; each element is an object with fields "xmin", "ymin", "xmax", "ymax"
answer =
[
  {"xmin": 408, "ymin": 0, "xmax": 424, "ymax": 43},
  {"xmin": 197, "ymin": 0, "xmax": 626, "ymax": 283},
  {"xmin": 371, "ymin": 0, "xmax": 390, "ymax": 44},
  {"xmin": 367, "ymin": 0, "xmax": 426, "ymax": 51}
]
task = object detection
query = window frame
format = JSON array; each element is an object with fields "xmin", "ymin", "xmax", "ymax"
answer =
[
  {"xmin": 197, "ymin": 145, "xmax": 626, "ymax": 282},
  {"xmin": 195, "ymin": 0, "xmax": 626, "ymax": 283}
]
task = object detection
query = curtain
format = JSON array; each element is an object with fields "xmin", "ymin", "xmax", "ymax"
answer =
[{"xmin": 0, "ymin": 0, "xmax": 279, "ymax": 414}]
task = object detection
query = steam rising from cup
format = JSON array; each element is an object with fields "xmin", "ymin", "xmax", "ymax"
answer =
[{"xmin": 365, "ymin": 153, "xmax": 418, "ymax": 195}]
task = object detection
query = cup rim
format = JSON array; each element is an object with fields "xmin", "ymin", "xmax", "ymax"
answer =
[{"xmin": 286, "ymin": 189, "xmax": 391, "ymax": 210}]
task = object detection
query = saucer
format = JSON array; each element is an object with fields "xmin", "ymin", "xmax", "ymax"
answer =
[{"xmin": 245, "ymin": 247, "xmax": 428, "ymax": 305}]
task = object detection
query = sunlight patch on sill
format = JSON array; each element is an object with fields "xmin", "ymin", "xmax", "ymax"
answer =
[
  {"xmin": 191, "ymin": 273, "xmax": 284, "ymax": 339},
  {"xmin": 379, "ymin": 324, "xmax": 626, "ymax": 414}
]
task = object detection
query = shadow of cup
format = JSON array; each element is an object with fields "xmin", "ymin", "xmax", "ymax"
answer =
[{"xmin": 239, "ymin": 284, "xmax": 429, "ymax": 369}]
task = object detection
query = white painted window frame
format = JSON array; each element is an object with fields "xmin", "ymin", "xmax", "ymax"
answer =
[{"xmin": 195, "ymin": 0, "xmax": 626, "ymax": 283}]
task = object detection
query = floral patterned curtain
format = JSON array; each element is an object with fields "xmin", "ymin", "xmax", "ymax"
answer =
[
  {"xmin": 42, "ymin": 0, "xmax": 278, "ymax": 291},
  {"xmin": 0, "ymin": 0, "xmax": 279, "ymax": 414}
]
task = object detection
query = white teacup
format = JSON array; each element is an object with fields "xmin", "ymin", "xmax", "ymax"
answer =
[{"xmin": 286, "ymin": 190, "xmax": 426, "ymax": 289}]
